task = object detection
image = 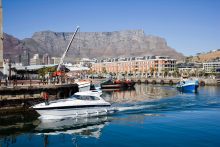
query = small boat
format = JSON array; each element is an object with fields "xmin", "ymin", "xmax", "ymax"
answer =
[
  {"xmin": 31, "ymin": 90, "xmax": 115, "ymax": 120},
  {"xmin": 100, "ymin": 79, "xmax": 122, "ymax": 89},
  {"xmin": 176, "ymin": 78, "xmax": 199, "ymax": 93},
  {"xmin": 101, "ymin": 79, "xmax": 135, "ymax": 89}
]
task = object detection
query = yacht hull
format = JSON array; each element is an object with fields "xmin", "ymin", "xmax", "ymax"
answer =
[
  {"xmin": 177, "ymin": 84, "xmax": 199, "ymax": 93},
  {"xmin": 36, "ymin": 106, "xmax": 114, "ymax": 120}
]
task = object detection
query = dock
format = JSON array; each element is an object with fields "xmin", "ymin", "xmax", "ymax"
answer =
[{"xmin": 0, "ymin": 80, "xmax": 79, "ymax": 114}]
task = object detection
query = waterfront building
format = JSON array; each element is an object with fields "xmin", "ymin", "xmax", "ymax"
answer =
[
  {"xmin": 64, "ymin": 63, "xmax": 90, "ymax": 78},
  {"xmin": 42, "ymin": 53, "xmax": 50, "ymax": 65},
  {"xmin": 51, "ymin": 57, "xmax": 61, "ymax": 64},
  {"xmin": 20, "ymin": 50, "xmax": 30, "ymax": 66},
  {"xmin": 30, "ymin": 54, "xmax": 41, "ymax": 65},
  {"xmin": 79, "ymin": 58, "xmax": 96, "ymax": 67},
  {"xmin": 177, "ymin": 62, "xmax": 203, "ymax": 77},
  {"xmin": 3, "ymin": 59, "xmax": 22, "ymax": 78},
  {"xmin": 203, "ymin": 62, "xmax": 220, "ymax": 73},
  {"xmin": 92, "ymin": 56, "xmax": 176, "ymax": 78}
]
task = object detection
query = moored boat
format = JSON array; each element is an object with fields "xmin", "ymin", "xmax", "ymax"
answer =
[
  {"xmin": 176, "ymin": 78, "xmax": 199, "ymax": 93},
  {"xmin": 101, "ymin": 79, "xmax": 135, "ymax": 89},
  {"xmin": 100, "ymin": 79, "xmax": 122, "ymax": 89}
]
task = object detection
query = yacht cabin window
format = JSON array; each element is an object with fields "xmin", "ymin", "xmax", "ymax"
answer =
[{"xmin": 72, "ymin": 95, "xmax": 100, "ymax": 100}]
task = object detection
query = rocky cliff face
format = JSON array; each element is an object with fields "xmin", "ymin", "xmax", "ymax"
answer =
[{"xmin": 3, "ymin": 30, "xmax": 184, "ymax": 61}]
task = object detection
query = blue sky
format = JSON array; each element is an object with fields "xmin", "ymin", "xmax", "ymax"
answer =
[{"xmin": 2, "ymin": 0, "xmax": 220, "ymax": 56}]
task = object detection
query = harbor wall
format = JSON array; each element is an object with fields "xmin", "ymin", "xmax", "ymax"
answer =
[
  {"xmin": 130, "ymin": 77, "xmax": 219, "ymax": 86},
  {"xmin": 0, "ymin": 83, "xmax": 79, "ymax": 114}
]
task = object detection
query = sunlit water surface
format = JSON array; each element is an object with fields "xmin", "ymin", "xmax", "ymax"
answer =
[{"xmin": 1, "ymin": 84, "xmax": 220, "ymax": 147}]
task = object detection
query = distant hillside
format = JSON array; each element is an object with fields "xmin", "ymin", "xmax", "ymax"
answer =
[
  {"xmin": 189, "ymin": 50, "xmax": 220, "ymax": 62},
  {"xmin": 3, "ymin": 30, "xmax": 184, "ymax": 62}
]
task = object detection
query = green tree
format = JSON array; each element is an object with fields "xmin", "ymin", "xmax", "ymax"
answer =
[{"xmin": 38, "ymin": 66, "xmax": 56, "ymax": 78}]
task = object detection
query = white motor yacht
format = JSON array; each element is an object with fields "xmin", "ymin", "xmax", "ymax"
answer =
[{"xmin": 32, "ymin": 91, "xmax": 115, "ymax": 120}]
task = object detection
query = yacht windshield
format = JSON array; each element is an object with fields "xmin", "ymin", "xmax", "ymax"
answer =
[{"xmin": 72, "ymin": 95, "xmax": 100, "ymax": 100}]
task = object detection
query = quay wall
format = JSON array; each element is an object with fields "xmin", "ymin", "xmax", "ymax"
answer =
[
  {"xmin": 129, "ymin": 78, "xmax": 219, "ymax": 86},
  {"xmin": 0, "ymin": 82, "xmax": 79, "ymax": 113}
]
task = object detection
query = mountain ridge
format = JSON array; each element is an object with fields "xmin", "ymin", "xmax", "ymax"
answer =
[{"xmin": 3, "ymin": 29, "xmax": 184, "ymax": 62}]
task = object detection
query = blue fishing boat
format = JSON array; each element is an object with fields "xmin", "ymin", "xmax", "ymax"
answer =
[{"xmin": 176, "ymin": 79, "xmax": 199, "ymax": 93}]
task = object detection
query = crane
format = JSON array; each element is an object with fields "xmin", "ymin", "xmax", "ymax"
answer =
[{"xmin": 56, "ymin": 26, "xmax": 80, "ymax": 72}]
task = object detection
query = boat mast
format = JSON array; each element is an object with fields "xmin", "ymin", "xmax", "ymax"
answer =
[{"xmin": 57, "ymin": 26, "xmax": 80, "ymax": 71}]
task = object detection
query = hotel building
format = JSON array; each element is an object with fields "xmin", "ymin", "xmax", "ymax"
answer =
[
  {"xmin": 203, "ymin": 62, "xmax": 220, "ymax": 73},
  {"xmin": 92, "ymin": 56, "xmax": 176, "ymax": 77}
]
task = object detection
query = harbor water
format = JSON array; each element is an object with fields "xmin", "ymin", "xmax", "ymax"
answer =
[{"xmin": 1, "ymin": 84, "xmax": 220, "ymax": 146}]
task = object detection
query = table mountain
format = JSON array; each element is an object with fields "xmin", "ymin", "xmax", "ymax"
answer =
[{"xmin": 3, "ymin": 30, "xmax": 184, "ymax": 62}]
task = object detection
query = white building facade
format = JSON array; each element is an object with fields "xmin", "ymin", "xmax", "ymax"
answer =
[{"xmin": 203, "ymin": 62, "xmax": 220, "ymax": 73}]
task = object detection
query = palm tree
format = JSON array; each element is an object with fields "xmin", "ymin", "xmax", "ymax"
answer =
[
  {"xmin": 198, "ymin": 69, "xmax": 205, "ymax": 77},
  {"xmin": 150, "ymin": 67, "xmax": 154, "ymax": 78},
  {"xmin": 154, "ymin": 68, "xmax": 158, "ymax": 78},
  {"xmin": 161, "ymin": 69, "xmax": 165, "ymax": 78},
  {"xmin": 173, "ymin": 68, "xmax": 180, "ymax": 78},
  {"xmin": 144, "ymin": 69, "xmax": 148, "ymax": 78},
  {"xmin": 164, "ymin": 68, "xmax": 169, "ymax": 78},
  {"xmin": 210, "ymin": 67, "xmax": 216, "ymax": 76}
]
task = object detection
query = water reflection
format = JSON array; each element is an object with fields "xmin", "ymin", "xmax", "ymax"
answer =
[
  {"xmin": 0, "ymin": 112, "xmax": 38, "ymax": 138},
  {"xmin": 103, "ymin": 84, "xmax": 177, "ymax": 103},
  {"xmin": 0, "ymin": 114, "xmax": 110, "ymax": 137},
  {"xmin": 0, "ymin": 113, "xmax": 111, "ymax": 146},
  {"xmin": 35, "ymin": 116, "xmax": 110, "ymax": 138}
]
